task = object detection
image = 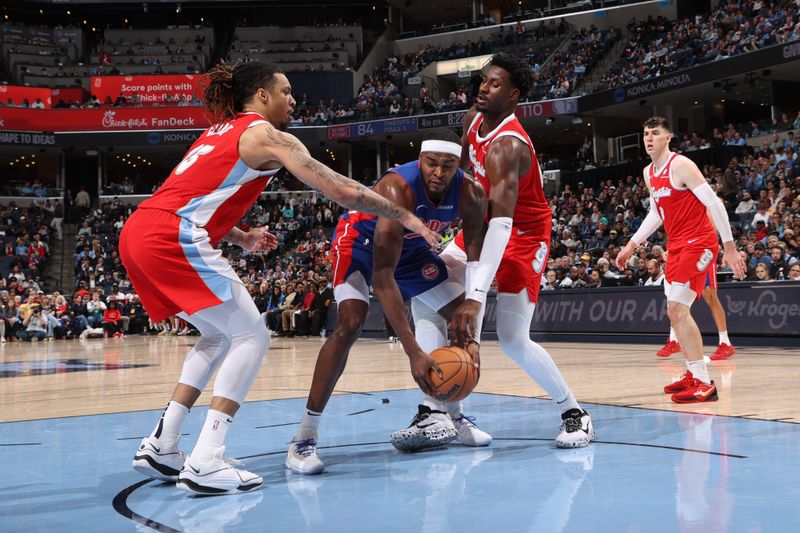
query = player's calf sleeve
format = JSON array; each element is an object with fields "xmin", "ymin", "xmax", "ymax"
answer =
[{"xmin": 496, "ymin": 291, "xmax": 579, "ymax": 411}]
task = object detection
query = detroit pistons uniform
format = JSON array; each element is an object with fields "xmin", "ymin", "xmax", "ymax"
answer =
[
  {"xmin": 120, "ymin": 113, "xmax": 279, "ymax": 322},
  {"xmin": 456, "ymin": 112, "xmax": 551, "ymax": 302},
  {"xmin": 331, "ymin": 160, "xmax": 465, "ymax": 300},
  {"xmin": 647, "ymin": 153, "xmax": 718, "ymax": 299}
]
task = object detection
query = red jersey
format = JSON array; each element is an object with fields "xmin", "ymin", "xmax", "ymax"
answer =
[
  {"xmin": 139, "ymin": 112, "xmax": 280, "ymax": 244},
  {"xmin": 461, "ymin": 112, "xmax": 550, "ymax": 237},
  {"xmin": 647, "ymin": 153, "xmax": 717, "ymax": 252}
]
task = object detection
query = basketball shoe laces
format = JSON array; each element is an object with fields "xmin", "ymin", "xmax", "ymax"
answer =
[
  {"xmin": 452, "ymin": 414, "xmax": 479, "ymax": 428},
  {"xmin": 293, "ymin": 438, "xmax": 318, "ymax": 456}
]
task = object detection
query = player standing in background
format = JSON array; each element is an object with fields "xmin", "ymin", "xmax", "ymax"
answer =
[
  {"xmin": 122, "ymin": 60, "xmax": 439, "ymax": 495},
  {"xmin": 444, "ymin": 52, "xmax": 594, "ymax": 448},
  {"xmin": 616, "ymin": 116, "xmax": 746, "ymax": 404},
  {"xmin": 286, "ymin": 129, "xmax": 491, "ymax": 475}
]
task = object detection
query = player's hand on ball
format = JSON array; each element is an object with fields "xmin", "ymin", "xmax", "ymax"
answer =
[
  {"xmin": 449, "ymin": 299, "xmax": 482, "ymax": 347},
  {"xmin": 464, "ymin": 342, "xmax": 480, "ymax": 370},
  {"xmin": 408, "ymin": 350, "xmax": 443, "ymax": 397}
]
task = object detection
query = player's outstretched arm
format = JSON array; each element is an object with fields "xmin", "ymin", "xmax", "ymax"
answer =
[
  {"xmin": 451, "ymin": 137, "xmax": 525, "ymax": 346},
  {"xmin": 372, "ymin": 174, "xmax": 442, "ymax": 396},
  {"xmin": 673, "ymin": 157, "xmax": 746, "ymax": 280},
  {"xmin": 239, "ymin": 123, "xmax": 440, "ymax": 247}
]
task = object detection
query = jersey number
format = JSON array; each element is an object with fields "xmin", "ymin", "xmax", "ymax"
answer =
[
  {"xmin": 532, "ymin": 241, "xmax": 548, "ymax": 274},
  {"xmin": 696, "ymin": 249, "xmax": 713, "ymax": 272},
  {"xmin": 175, "ymin": 144, "xmax": 215, "ymax": 175}
]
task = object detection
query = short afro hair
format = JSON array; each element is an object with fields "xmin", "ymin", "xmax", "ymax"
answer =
[{"xmin": 489, "ymin": 52, "xmax": 533, "ymax": 99}]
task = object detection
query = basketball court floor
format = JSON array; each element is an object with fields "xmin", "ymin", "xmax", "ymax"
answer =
[{"xmin": 1, "ymin": 336, "xmax": 798, "ymax": 532}]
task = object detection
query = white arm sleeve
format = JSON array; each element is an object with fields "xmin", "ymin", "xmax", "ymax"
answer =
[
  {"xmin": 465, "ymin": 216, "xmax": 512, "ymax": 305},
  {"xmin": 692, "ymin": 182, "xmax": 734, "ymax": 243},
  {"xmin": 631, "ymin": 201, "xmax": 662, "ymax": 245}
]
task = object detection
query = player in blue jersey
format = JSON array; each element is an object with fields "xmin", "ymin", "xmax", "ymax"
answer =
[{"xmin": 285, "ymin": 129, "xmax": 490, "ymax": 474}]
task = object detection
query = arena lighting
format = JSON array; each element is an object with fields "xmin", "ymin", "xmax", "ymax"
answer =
[
  {"xmin": 176, "ymin": 3, "xmax": 182, "ymax": 14},
  {"xmin": 142, "ymin": 3, "xmax": 148, "ymax": 13}
]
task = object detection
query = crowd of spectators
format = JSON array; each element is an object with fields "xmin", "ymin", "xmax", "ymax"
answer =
[
  {"xmin": 596, "ymin": 1, "xmax": 800, "ymax": 92},
  {"xmin": 288, "ymin": 21, "xmax": 617, "ymax": 126},
  {"xmin": 0, "ymin": 200, "xmax": 58, "ymax": 342}
]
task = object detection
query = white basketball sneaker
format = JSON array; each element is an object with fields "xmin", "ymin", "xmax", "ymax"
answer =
[
  {"xmin": 177, "ymin": 446, "xmax": 262, "ymax": 495},
  {"xmin": 555, "ymin": 408, "xmax": 595, "ymax": 448},
  {"xmin": 132, "ymin": 435, "xmax": 186, "ymax": 481},
  {"xmin": 390, "ymin": 405, "xmax": 458, "ymax": 452},
  {"xmin": 451, "ymin": 414, "xmax": 492, "ymax": 447},
  {"xmin": 286, "ymin": 438, "xmax": 325, "ymax": 475}
]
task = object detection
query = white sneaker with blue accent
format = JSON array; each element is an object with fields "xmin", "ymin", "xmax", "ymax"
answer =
[
  {"xmin": 286, "ymin": 438, "xmax": 325, "ymax": 475},
  {"xmin": 451, "ymin": 414, "xmax": 492, "ymax": 447}
]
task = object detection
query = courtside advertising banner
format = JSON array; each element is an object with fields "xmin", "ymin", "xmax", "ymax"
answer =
[{"xmin": 90, "ymin": 75, "xmax": 202, "ymax": 104}]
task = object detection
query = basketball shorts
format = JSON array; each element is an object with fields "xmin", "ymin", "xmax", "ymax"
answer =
[
  {"xmin": 330, "ymin": 221, "xmax": 449, "ymax": 305},
  {"xmin": 453, "ymin": 230, "xmax": 548, "ymax": 303},
  {"xmin": 665, "ymin": 245, "xmax": 719, "ymax": 302},
  {"xmin": 119, "ymin": 208, "xmax": 240, "ymax": 323}
]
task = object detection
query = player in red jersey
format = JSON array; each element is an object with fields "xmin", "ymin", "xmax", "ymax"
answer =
[
  {"xmin": 122, "ymin": 60, "xmax": 439, "ymax": 495},
  {"xmin": 616, "ymin": 116, "xmax": 746, "ymax": 404},
  {"xmin": 448, "ymin": 53, "xmax": 594, "ymax": 448}
]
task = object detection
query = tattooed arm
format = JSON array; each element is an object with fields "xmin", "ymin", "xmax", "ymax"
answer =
[{"xmin": 239, "ymin": 123, "xmax": 440, "ymax": 246}]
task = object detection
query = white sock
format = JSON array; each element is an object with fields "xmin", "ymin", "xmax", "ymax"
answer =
[
  {"xmin": 423, "ymin": 394, "xmax": 446, "ymax": 412},
  {"xmin": 191, "ymin": 409, "xmax": 232, "ymax": 462},
  {"xmin": 719, "ymin": 331, "xmax": 730, "ymax": 345},
  {"xmin": 669, "ymin": 328, "xmax": 677, "ymax": 342},
  {"xmin": 150, "ymin": 401, "xmax": 189, "ymax": 444},
  {"xmin": 446, "ymin": 401, "xmax": 464, "ymax": 419},
  {"xmin": 556, "ymin": 392, "xmax": 581, "ymax": 413},
  {"xmin": 296, "ymin": 409, "xmax": 322, "ymax": 440},
  {"xmin": 687, "ymin": 359, "xmax": 711, "ymax": 385}
]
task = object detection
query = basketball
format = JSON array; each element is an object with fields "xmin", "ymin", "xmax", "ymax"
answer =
[{"xmin": 428, "ymin": 346, "xmax": 479, "ymax": 403}]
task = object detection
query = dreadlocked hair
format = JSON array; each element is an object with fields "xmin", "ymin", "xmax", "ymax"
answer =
[
  {"xmin": 489, "ymin": 52, "xmax": 533, "ymax": 100},
  {"xmin": 198, "ymin": 60, "xmax": 283, "ymax": 124}
]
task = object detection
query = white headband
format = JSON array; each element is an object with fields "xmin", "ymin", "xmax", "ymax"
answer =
[{"xmin": 420, "ymin": 139, "xmax": 462, "ymax": 158}]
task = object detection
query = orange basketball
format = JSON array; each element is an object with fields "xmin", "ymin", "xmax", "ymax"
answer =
[{"xmin": 428, "ymin": 346, "xmax": 479, "ymax": 402}]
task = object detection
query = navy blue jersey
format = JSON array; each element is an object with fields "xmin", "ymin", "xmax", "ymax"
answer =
[{"xmin": 331, "ymin": 160, "xmax": 464, "ymax": 300}]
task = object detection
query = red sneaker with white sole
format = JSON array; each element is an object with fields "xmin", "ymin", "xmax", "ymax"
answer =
[
  {"xmin": 657, "ymin": 340, "xmax": 682, "ymax": 357},
  {"xmin": 664, "ymin": 370, "xmax": 695, "ymax": 393},
  {"xmin": 671, "ymin": 379, "xmax": 718, "ymax": 403},
  {"xmin": 710, "ymin": 343, "xmax": 735, "ymax": 360}
]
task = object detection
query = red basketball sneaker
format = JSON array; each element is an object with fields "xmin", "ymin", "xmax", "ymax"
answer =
[
  {"xmin": 663, "ymin": 370, "xmax": 694, "ymax": 393},
  {"xmin": 671, "ymin": 379, "xmax": 718, "ymax": 403},
  {"xmin": 657, "ymin": 340, "xmax": 681, "ymax": 357},
  {"xmin": 710, "ymin": 343, "xmax": 735, "ymax": 360}
]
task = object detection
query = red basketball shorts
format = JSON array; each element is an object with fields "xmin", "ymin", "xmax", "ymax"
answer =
[
  {"xmin": 665, "ymin": 245, "xmax": 719, "ymax": 301},
  {"xmin": 119, "ymin": 208, "xmax": 239, "ymax": 322}
]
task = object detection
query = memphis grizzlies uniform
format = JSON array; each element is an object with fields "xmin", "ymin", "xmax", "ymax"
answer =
[{"xmin": 331, "ymin": 160, "xmax": 464, "ymax": 300}]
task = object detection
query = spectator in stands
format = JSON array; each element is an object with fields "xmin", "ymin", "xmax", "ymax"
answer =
[
  {"xmin": 102, "ymin": 299, "xmax": 123, "ymax": 337},
  {"xmin": 643, "ymin": 259, "xmax": 664, "ymax": 286},
  {"xmin": 17, "ymin": 305, "xmax": 46, "ymax": 342}
]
